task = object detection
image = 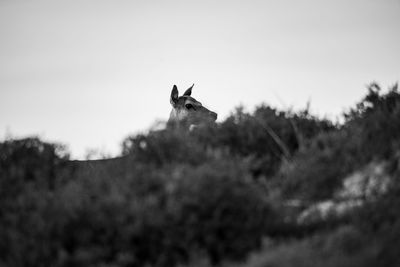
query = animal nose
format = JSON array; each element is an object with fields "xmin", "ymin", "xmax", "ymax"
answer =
[{"xmin": 210, "ymin": 111, "xmax": 217, "ymax": 121}]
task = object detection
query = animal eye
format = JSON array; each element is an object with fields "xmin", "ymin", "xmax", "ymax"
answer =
[{"xmin": 185, "ymin": 104, "xmax": 194, "ymax": 110}]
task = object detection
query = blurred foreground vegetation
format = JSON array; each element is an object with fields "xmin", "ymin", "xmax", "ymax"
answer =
[{"xmin": 1, "ymin": 83, "xmax": 399, "ymax": 267}]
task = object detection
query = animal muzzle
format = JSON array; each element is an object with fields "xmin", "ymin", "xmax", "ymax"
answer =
[
  {"xmin": 195, "ymin": 107, "xmax": 218, "ymax": 123},
  {"xmin": 209, "ymin": 111, "xmax": 218, "ymax": 121}
]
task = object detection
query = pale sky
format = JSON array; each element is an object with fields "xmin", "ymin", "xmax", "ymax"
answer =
[{"xmin": 1, "ymin": 0, "xmax": 399, "ymax": 159}]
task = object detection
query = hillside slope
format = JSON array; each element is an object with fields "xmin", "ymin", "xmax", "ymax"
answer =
[{"xmin": 1, "ymin": 83, "xmax": 399, "ymax": 267}]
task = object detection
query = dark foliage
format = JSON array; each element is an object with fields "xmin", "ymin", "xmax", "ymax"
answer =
[
  {"xmin": 0, "ymin": 135, "xmax": 274, "ymax": 266},
  {"xmin": 192, "ymin": 105, "xmax": 334, "ymax": 177},
  {"xmin": 348, "ymin": 157, "xmax": 400, "ymax": 267},
  {"xmin": 0, "ymin": 137, "xmax": 69, "ymax": 267},
  {"xmin": 278, "ymin": 83, "xmax": 400, "ymax": 201},
  {"xmin": 1, "ymin": 83, "xmax": 399, "ymax": 267}
]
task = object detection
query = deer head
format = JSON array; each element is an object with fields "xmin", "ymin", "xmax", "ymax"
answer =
[{"xmin": 169, "ymin": 84, "xmax": 217, "ymax": 127}]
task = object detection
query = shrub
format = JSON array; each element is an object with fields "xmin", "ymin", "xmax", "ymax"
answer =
[
  {"xmin": 0, "ymin": 136, "xmax": 275, "ymax": 267},
  {"xmin": 277, "ymin": 83, "xmax": 400, "ymax": 201},
  {"xmin": 0, "ymin": 137, "xmax": 69, "ymax": 267}
]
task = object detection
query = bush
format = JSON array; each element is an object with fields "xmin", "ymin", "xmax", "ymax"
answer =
[
  {"xmin": 277, "ymin": 83, "xmax": 400, "ymax": 201},
  {"xmin": 200, "ymin": 106, "xmax": 334, "ymax": 177},
  {"xmin": 121, "ymin": 127, "xmax": 210, "ymax": 166},
  {"xmin": 349, "ymin": 156, "xmax": 400, "ymax": 267},
  {"xmin": 0, "ymin": 137, "xmax": 70, "ymax": 267},
  {"xmin": 278, "ymin": 128, "xmax": 361, "ymax": 200},
  {"xmin": 169, "ymin": 160, "xmax": 273, "ymax": 265},
  {"xmin": 2, "ymin": 83, "xmax": 399, "ymax": 267},
  {"xmin": 0, "ymin": 135, "xmax": 275, "ymax": 267}
]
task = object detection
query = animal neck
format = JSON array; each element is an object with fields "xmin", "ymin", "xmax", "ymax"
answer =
[
  {"xmin": 168, "ymin": 108, "xmax": 179, "ymax": 123},
  {"xmin": 168, "ymin": 108, "xmax": 194, "ymax": 129}
]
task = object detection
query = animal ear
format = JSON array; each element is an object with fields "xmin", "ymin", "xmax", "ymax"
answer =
[
  {"xmin": 183, "ymin": 84, "xmax": 194, "ymax": 96},
  {"xmin": 170, "ymin": 85, "xmax": 179, "ymax": 105}
]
